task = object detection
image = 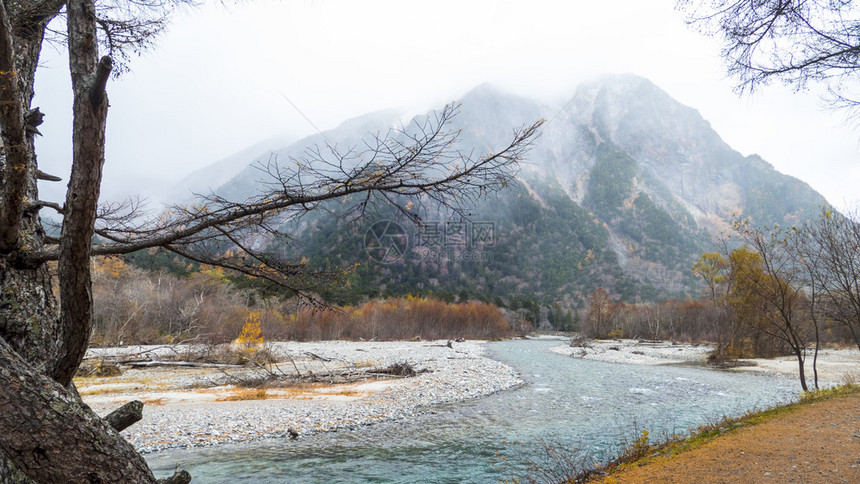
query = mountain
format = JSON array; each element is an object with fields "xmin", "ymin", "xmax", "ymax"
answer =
[
  {"xmin": 216, "ymin": 110, "xmax": 404, "ymax": 202},
  {"xmin": 204, "ymin": 75, "xmax": 828, "ymax": 311},
  {"xmin": 156, "ymin": 135, "xmax": 296, "ymax": 205}
]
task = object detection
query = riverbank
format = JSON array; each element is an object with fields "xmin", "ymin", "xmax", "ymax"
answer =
[
  {"xmin": 587, "ymin": 384, "xmax": 860, "ymax": 483},
  {"xmin": 79, "ymin": 337, "xmax": 860, "ymax": 458},
  {"xmin": 79, "ymin": 340, "xmax": 522, "ymax": 453},
  {"xmin": 550, "ymin": 338, "xmax": 860, "ymax": 383}
]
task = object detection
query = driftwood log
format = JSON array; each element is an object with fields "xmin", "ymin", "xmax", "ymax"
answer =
[{"xmin": 105, "ymin": 400, "xmax": 144, "ymax": 432}]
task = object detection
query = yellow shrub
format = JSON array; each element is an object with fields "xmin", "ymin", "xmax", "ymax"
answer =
[
  {"xmin": 236, "ymin": 311, "xmax": 264, "ymax": 351},
  {"xmin": 607, "ymin": 329, "xmax": 624, "ymax": 339}
]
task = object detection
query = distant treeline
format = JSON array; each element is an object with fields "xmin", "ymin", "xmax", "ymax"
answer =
[
  {"xmin": 580, "ymin": 290, "xmax": 852, "ymax": 357},
  {"xmin": 89, "ymin": 257, "xmax": 522, "ymax": 345}
]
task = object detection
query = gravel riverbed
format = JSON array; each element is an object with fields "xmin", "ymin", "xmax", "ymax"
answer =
[
  {"xmin": 82, "ymin": 340, "xmax": 522, "ymax": 453},
  {"xmin": 550, "ymin": 338, "xmax": 860, "ymax": 383}
]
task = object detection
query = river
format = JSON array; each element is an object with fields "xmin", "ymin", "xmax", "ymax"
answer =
[{"xmin": 147, "ymin": 338, "xmax": 801, "ymax": 482}]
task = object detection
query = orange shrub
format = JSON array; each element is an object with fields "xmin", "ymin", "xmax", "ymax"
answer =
[{"xmin": 275, "ymin": 296, "xmax": 514, "ymax": 341}]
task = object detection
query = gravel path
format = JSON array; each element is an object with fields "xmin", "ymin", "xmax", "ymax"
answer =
[{"xmin": 82, "ymin": 340, "xmax": 522, "ymax": 453}]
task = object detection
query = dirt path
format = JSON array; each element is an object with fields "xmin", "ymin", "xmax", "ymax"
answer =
[{"xmin": 594, "ymin": 392, "xmax": 860, "ymax": 483}]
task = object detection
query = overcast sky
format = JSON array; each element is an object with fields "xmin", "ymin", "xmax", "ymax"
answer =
[{"xmin": 32, "ymin": 0, "xmax": 860, "ymax": 211}]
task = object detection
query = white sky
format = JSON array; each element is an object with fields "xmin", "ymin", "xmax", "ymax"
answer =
[{"xmin": 33, "ymin": 0, "xmax": 860, "ymax": 210}]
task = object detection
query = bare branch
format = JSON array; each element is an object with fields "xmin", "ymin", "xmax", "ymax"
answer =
[
  {"xmin": 90, "ymin": 55, "xmax": 112, "ymax": 107},
  {"xmin": 26, "ymin": 106, "xmax": 542, "ymax": 272},
  {"xmin": 680, "ymin": 0, "xmax": 860, "ymax": 117},
  {"xmin": 35, "ymin": 168, "xmax": 62, "ymax": 181}
]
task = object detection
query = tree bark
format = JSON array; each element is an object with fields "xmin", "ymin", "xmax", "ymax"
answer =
[
  {"xmin": 0, "ymin": 459, "xmax": 34, "ymax": 484},
  {"xmin": 0, "ymin": 2, "xmax": 70, "ymax": 478},
  {"xmin": 0, "ymin": 0, "xmax": 64, "ymax": 376},
  {"xmin": 796, "ymin": 351, "xmax": 808, "ymax": 392},
  {"xmin": 0, "ymin": 338, "xmax": 157, "ymax": 483},
  {"xmin": 0, "ymin": 0, "xmax": 29, "ymax": 252}
]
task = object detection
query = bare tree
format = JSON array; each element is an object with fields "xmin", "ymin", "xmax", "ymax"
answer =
[
  {"xmin": 691, "ymin": 251, "xmax": 741, "ymax": 358},
  {"xmin": 0, "ymin": 1, "xmax": 542, "ymax": 482},
  {"xmin": 584, "ymin": 288, "xmax": 613, "ymax": 338},
  {"xmin": 679, "ymin": 0, "xmax": 860, "ymax": 119},
  {"xmin": 793, "ymin": 206, "xmax": 860, "ymax": 352}
]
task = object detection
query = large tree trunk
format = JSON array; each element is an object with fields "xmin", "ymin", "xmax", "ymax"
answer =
[
  {"xmin": 0, "ymin": 338, "xmax": 158, "ymax": 483},
  {"xmin": 0, "ymin": 1, "xmax": 172, "ymax": 481},
  {"xmin": 0, "ymin": 2, "xmax": 77, "ymax": 479},
  {"xmin": 0, "ymin": 0, "xmax": 65, "ymax": 373}
]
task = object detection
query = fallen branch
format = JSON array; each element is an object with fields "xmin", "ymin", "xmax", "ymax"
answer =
[
  {"xmin": 122, "ymin": 360, "xmax": 244, "ymax": 369},
  {"xmin": 304, "ymin": 351, "xmax": 333, "ymax": 362}
]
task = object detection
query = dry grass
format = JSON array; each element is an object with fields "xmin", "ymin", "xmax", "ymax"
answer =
[
  {"xmin": 75, "ymin": 368, "xmax": 198, "ymax": 396},
  {"xmin": 218, "ymin": 388, "xmax": 269, "ymax": 401},
  {"xmin": 77, "ymin": 384, "xmax": 143, "ymax": 396},
  {"xmin": 78, "ymin": 387, "xmax": 118, "ymax": 396},
  {"xmin": 260, "ymin": 296, "xmax": 515, "ymax": 342},
  {"xmin": 588, "ymin": 384, "xmax": 860, "ymax": 482},
  {"xmin": 588, "ymin": 384, "xmax": 860, "ymax": 483},
  {"xmin": 213, "ymin": 381, "xmax": 369, "ymax": 401}
]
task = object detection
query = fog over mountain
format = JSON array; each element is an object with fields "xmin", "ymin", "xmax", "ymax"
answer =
[{"xmin": 171, "ymin": 74, "xmax": 827, "ymax": 306}]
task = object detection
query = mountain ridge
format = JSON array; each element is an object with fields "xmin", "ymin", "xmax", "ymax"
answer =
[{"xmin": 183, "ymin": 75, "xmax": 829, "ymax": 308}]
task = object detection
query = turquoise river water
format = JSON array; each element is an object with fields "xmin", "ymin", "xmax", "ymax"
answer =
[{"xmin": 147, "ymin": 338, "xmax": 801, "ymax": 482}]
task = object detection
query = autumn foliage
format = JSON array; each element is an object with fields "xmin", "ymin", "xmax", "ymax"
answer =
[
  {"xmin": 271, "ymin": 296, "xmax": 515, "ymax": 341},
  {"xmin": 90, "ymin": 257, "xmax": 248, "ymax": 345},
  {"xmin": 89, "ymin": 260, "xmax": 514, "ymax": 344},
  {"xmin": 582, "ymin": 290, "xmax": 726, "ymax": 343},
  {"xmin": 235, "ymin": 312, "xmax": 264, "ymax": 350}
]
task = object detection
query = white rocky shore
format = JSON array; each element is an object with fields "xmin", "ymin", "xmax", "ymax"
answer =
[
  {"xmin": 551, "ymin": 338, "xmax": 860, "ymax": 383},
  {"xmin": 80, "ymin": 340, "xmax": 522, "ymax": 454},
  {"xmin": 550, "ymin": 338, "xmax": 713, "ymax": 366}
]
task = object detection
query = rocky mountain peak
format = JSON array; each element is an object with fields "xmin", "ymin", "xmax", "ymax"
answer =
[{"xmin": 180, "ymin": 76, "xmax": 829, "ymax": 304}]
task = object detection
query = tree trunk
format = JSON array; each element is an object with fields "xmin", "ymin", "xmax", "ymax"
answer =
[
  {"xmin": 54, "ymin": 0, "xmax": 111, "ymax": 386},
  {"xmin": 0, "ymin": 0, "xmax": 64, "ymax": 374},
  {"xmin": 0, "ymin": 338, "xmax": 157, "ymax": 483},
  {"xmin": 0, "ymin": 459, "xmax": 34, "ymax": 484},
  {"xmin": 795, "ymin": 349, "xmax": 808, "ymax": 392},
  {"xmin": 0, "ymin": 1, "xmax": 163, "ymax": 480},
  {"xmin": 0, "ymin": 3, "xmax": 71, "ymax": 479}
]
